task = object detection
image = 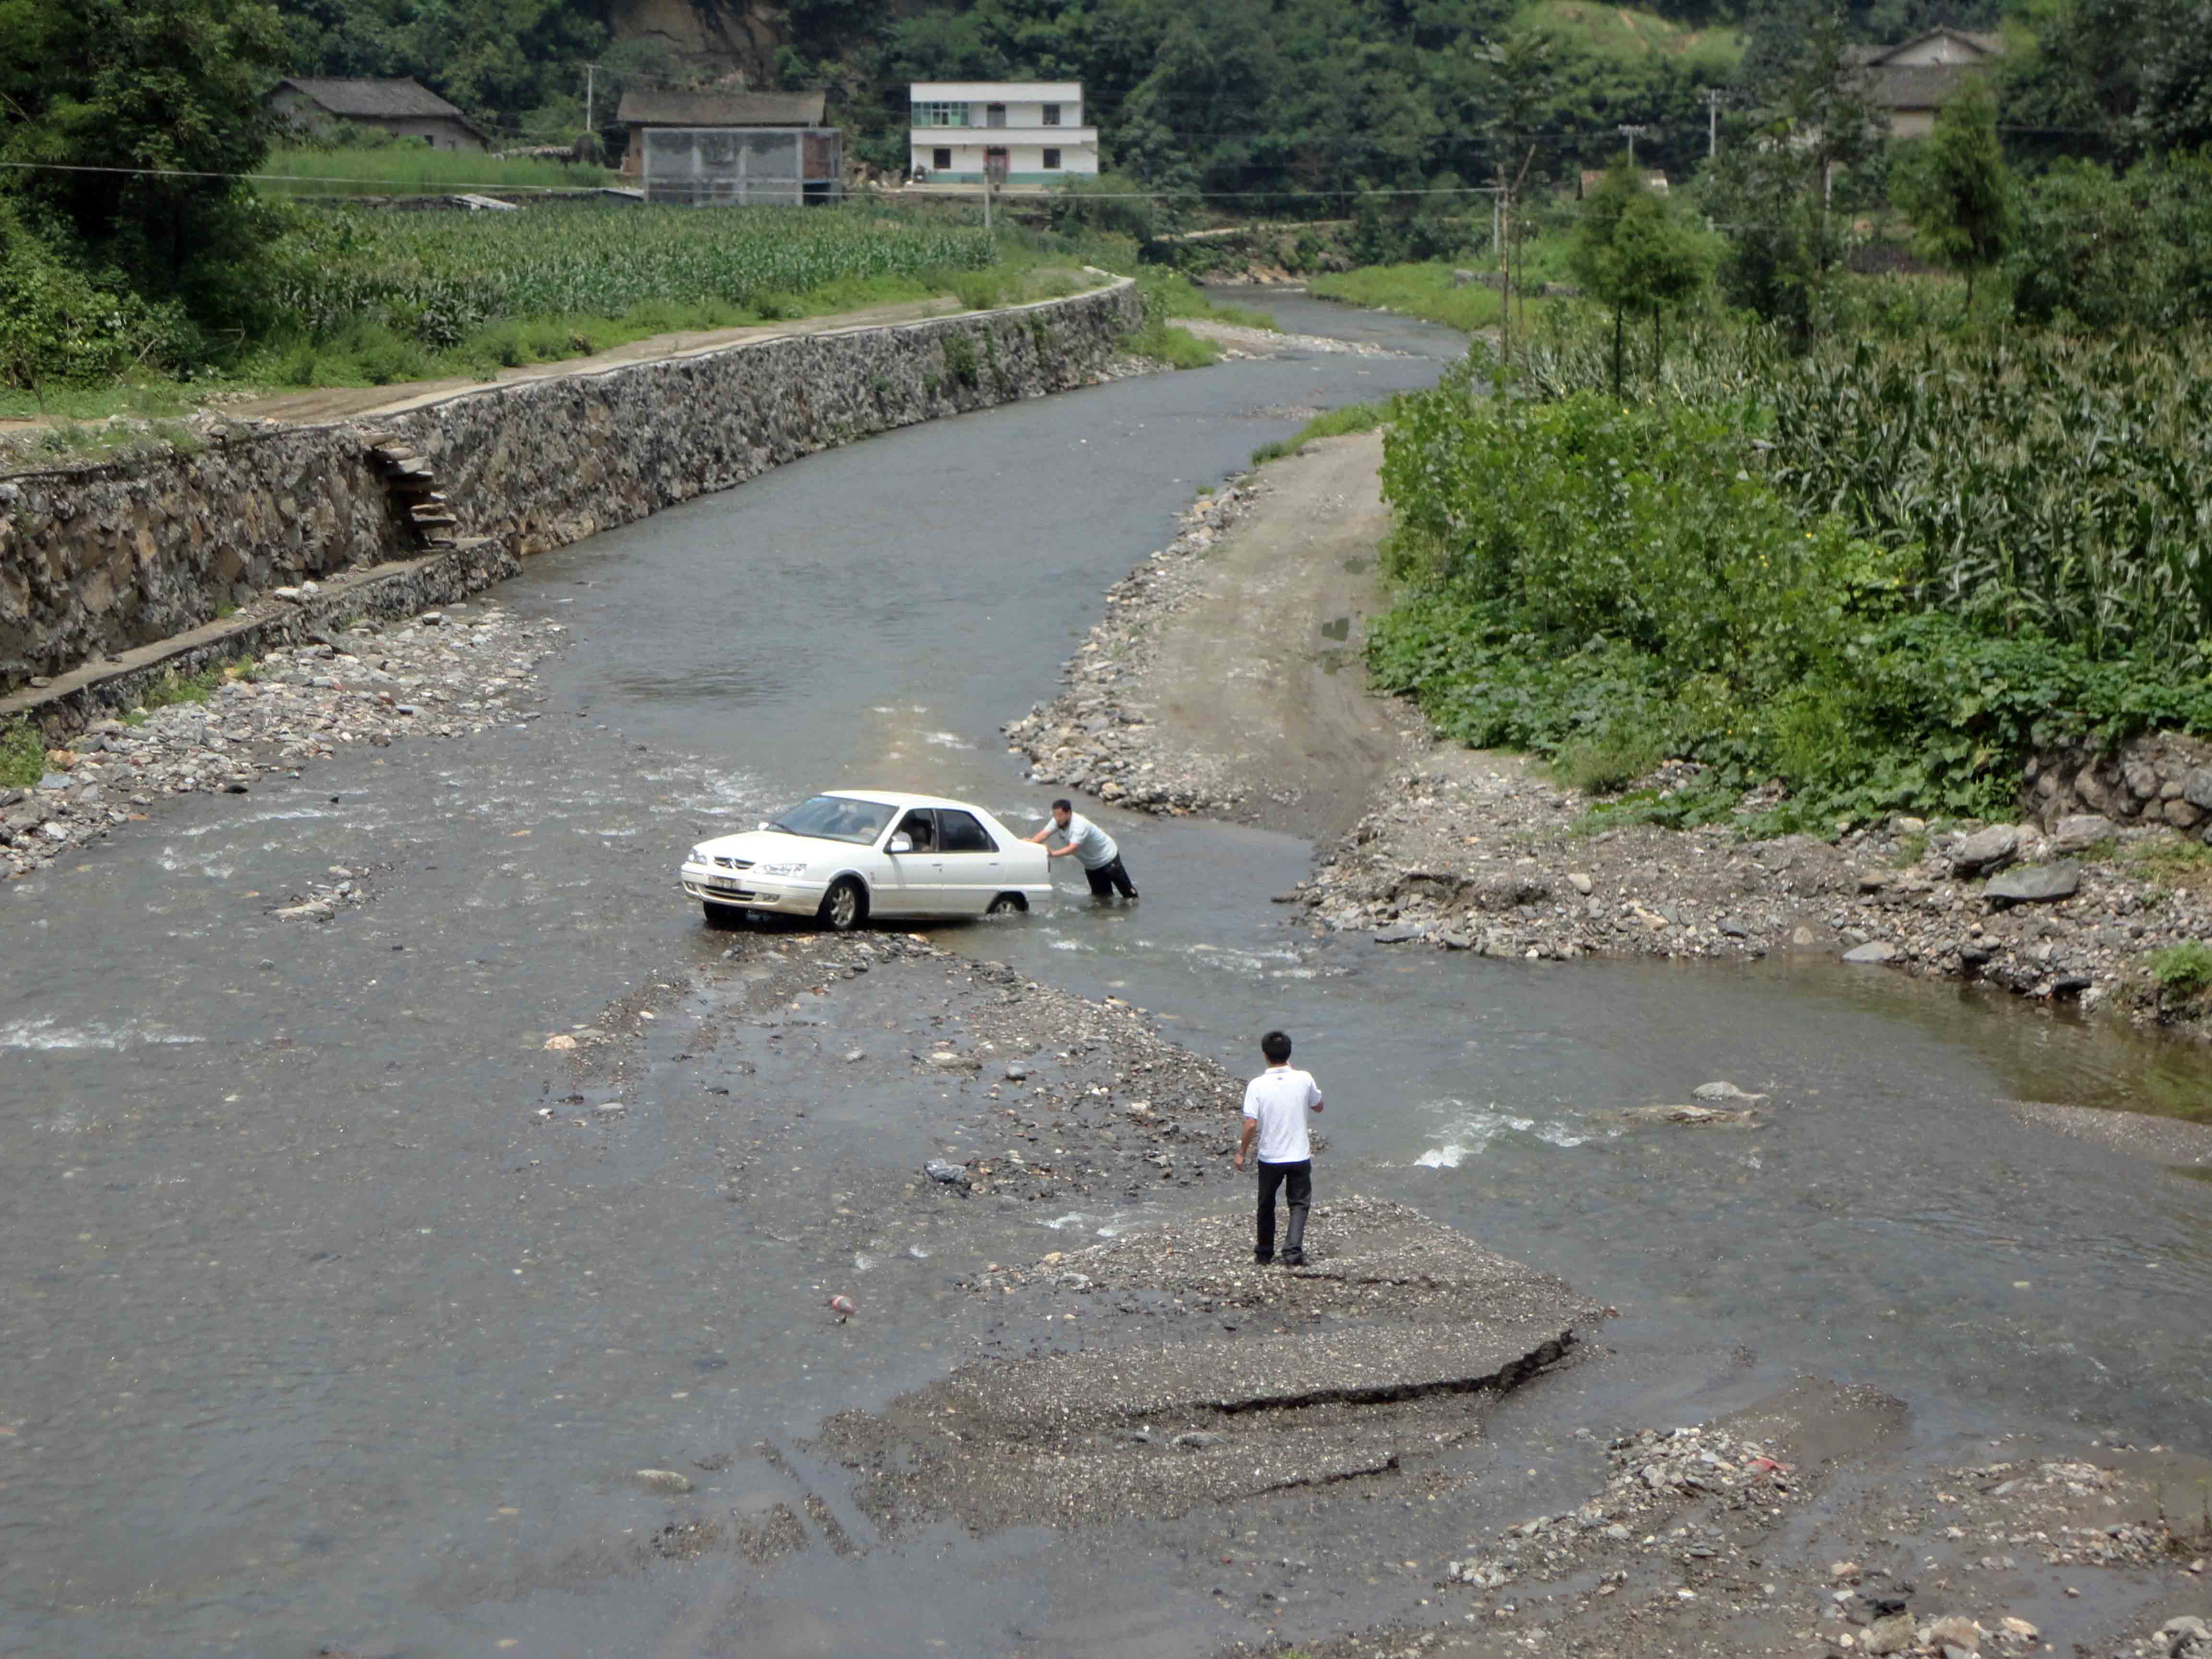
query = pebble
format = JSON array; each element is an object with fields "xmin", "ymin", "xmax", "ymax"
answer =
[{"xmin": 633, "ymin": 1468, "xmax": 693, "ymax": 1495}]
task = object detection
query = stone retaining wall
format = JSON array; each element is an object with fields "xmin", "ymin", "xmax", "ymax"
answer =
[
  {"xmin": 0, "ymin": 278, "xmax": 1142, "ymax": 699},
  {"xmin": 2025, "ymin": 730, "xmax": 2212, "ymax": 839}
]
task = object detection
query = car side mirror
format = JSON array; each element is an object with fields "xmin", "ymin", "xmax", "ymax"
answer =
[
  {"xmin": 758, "ymin": 821, "xmax": 772, "ymax": 832},
  {"xmin": 888, "ymin": 833, "xmax": 914, "ymax": 854}
]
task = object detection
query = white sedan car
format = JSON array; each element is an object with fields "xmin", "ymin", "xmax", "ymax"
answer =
[{"xmin": 679, "ymin": 790, "xmax": 1054, "ymax": 930}]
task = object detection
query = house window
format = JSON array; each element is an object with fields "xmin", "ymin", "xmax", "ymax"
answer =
[
  {"xmin": 913, "ymin": 101, "xmax": 968, "ymax": 127},
  {"xmin": 1042, "ymin": 103, "xmax": 1062, "ymax": 126},
  {"xmin": 986, "ymin": 103, "xmax": 1006, "ymax": 128},
  {"xmin": 1042, "ymin": 147, "xmax": 1062, "ymax": 170},
  {"xmin": 932, "ymin": 146, "xmax": 952, "ymax": 171}
]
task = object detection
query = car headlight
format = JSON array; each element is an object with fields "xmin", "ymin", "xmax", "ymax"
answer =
[
  {"xmin": 757, "ymin": 860, "xmax": 809, "ymax": 879},
  {"xmin": 687, "ymin": 845, "xmax": 711, "ymax": 865}
]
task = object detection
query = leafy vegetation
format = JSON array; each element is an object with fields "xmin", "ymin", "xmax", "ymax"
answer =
[
  {"xmin": 1251, "ymin": 397, "xmax": 1402, "ymax": 465},
  {"xmin": 1888, "ymin": 80, "xmax": 2016, "ymax": 302},
  {"xmin": 1568, "ymin": 158, "xmax": 1716, "ymax": 390},
  {"xmin": 1135, "ymin": 270, "xmax": 1277, "ymax": 331},
  {"xmin": 0, "ymin": 720, "xmax": 45, "ymax": 789},
  {"xmin": 2150, "ymin": 941, "xmax": 2212, "ymax": 997},
  {"xmin": 1368, "ymin": 323, "xmax": 2212, "ymax": 833},
  {"xmin": 1121, "ymin": 321, "xmax": 1220, "ymax": 369}
]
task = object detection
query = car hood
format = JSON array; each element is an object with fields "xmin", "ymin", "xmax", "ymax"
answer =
[{"xmin": 689, "ymin": 829, "xmax": 863, "ymax": 867}]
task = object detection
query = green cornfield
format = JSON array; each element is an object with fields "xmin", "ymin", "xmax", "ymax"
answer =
[{"xmin": 264, "ymin": 202, "xmax": 1001, "ymax": 345}]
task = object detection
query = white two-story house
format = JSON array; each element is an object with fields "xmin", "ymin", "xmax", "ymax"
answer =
[{"xmin": 909, "ymin": 83, "xmax": 1099, "ymax": 184}]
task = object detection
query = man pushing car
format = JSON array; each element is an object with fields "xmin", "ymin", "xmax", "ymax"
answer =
[{"xmin": 1025, "ymin": 798, "xmax": 1138, "ymax": 901}]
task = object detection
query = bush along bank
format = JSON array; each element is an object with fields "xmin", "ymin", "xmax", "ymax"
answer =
[{"xmin": 1345, "ymin": 320, "xmax": 2212, "ymax": 1030}]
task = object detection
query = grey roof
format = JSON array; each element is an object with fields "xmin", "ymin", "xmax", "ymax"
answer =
[
  {"xmin": 616, "ymin": 88, "xmax": 828, "ymax": 127},
  {"xmin": 275, "ymin": 77, "xmax": 470, "ymax": 121},
  {"xmin": 1851, "ymin": 28, "xmax": 2006, "ymax": 66}
]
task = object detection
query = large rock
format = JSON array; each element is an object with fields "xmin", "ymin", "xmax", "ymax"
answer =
[
  {"xmin": 2186, "ymin": 768, "xmax": 2212, "ymax": 810},
  {"xmin": 2049, "ymin": 813, "xmax": 2117, "ymax": 853},
  {"xmin": 1985, "ymin": 862, "xmax": 2081, "ymax": 904},
  {"xmin": 1843, "ymin": 941, "xmax": 1899, "ymax": 964},
  {"xmin": 1950, "ymin": 824, "xmax": 2019, "ymax": 877}
]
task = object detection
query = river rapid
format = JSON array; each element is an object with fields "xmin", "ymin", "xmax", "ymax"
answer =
[{"xmin": 0, "ymin": 293, "xmax": 2206, "ymax": 1656}]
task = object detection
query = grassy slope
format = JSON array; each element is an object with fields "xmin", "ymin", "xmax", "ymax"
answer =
[
  {"xmin": 1513, "ymin": 0, "xmax": 1743, "ymax": 69},
  {"xmin": 1308, "ymin": 264, "xmax": 1518, "ymax": 332}
]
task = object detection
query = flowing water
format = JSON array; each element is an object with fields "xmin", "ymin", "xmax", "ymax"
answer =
[{"xmin": 1, "ymin": 294, "xmax": 2206, "ymax": 1655}]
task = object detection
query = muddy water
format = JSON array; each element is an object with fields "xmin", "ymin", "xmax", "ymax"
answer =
[{"xmin": 2, "ymin": 302, "xmax": 2207, "ymax": 1656}]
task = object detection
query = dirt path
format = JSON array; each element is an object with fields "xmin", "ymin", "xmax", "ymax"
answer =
[
  {"xmin": 1008, "ymin": 432, "xmax": 1416, "ymax": 843},
  {"xmin": 1147, "ymin": 432, "xmax": 1409, "ymax": 842}
]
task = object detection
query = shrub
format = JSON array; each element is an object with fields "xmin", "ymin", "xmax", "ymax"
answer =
[
  {"xmin": 2150, "ymin": 940, "xmax": 2212, "ymax": 997},
  {"xmin": 0, "ymin": 720, "xmax": 44, "ymax": 789},
  {"xmin": 1368, "ymin": 352, "xmax": 2212, "ymax": 832},
  {"xmin": 1122, "ymin": 320, "xmax": 1219, "ymax": 369}
]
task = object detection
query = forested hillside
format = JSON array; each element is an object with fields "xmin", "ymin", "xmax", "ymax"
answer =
[{"xmin": 258, "ymin": 0, "xmax": 2183, "ymax": 184}]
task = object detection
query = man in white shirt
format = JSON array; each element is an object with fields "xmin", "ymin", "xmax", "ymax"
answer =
[
  {"xmin": 1233, "ymin": 1029, "xmax": 1323, "ymax": 1267},
  {"xmin": 1025, "ymin": 798, "xmax": 1138, "ymax": 900}
]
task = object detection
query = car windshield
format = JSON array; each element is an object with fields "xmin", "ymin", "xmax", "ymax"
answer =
[{"xmin": 765, "ymin": 795, "xmax": 899, "ymax": 846}]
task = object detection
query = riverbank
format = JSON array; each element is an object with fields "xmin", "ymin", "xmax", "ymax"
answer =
[
  {"xmin": 1, "ymin": 595, "xmax": 558, "ymax": 879},
  {"xmin": 1006, "ymin": 438, "xmax": 2212, "ymax": 1044},
  {"xmin": 543, "ymin": 920, "xmax": 2212, "ymax": 1659}
]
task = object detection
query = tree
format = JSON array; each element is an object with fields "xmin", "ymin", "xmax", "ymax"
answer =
[
  {"xmin": 1571, "ymin": 158, "xmax": 1714, "ymax": 393},
  {"xmin": 1889, "ymin": 79, "xmax": 2017, "ymax": 301},
  {"xmin": 1708, "ymin": 1, "xmax": 1887, "ymax": 337},
  {"xmin": 0, "ymin": 0, "xmax": 287, "ymax": 316},
  {"xmin": 2001, "ymin": 0, "xmax": 2212, "ymax": 165}
]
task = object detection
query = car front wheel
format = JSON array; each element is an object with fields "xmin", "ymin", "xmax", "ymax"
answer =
[
  {"xmin": 702, "ymin": 900, "xmax": 748, "ymax": 928},
  {"xmin": 817, "ymin": 877, "xmax": 867, "ymax": 933}
]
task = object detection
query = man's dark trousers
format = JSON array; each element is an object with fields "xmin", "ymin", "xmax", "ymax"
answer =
[
  {"xmin": 1254, "ymin": 1157, "xmax": 1312, "ymax": 1261},
  {"xmin": 1082, "ymin": 855, "xmax": 1138, "ymax": 898}
]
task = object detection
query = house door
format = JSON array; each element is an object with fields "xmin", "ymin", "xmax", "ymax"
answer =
[
  {"xmin": 985, "ymin": 147, "xmax": 1010, "ymax": 183},
  {"xmin": 986, "ymin": 103, "xmax": 1007, "ymax": 128}
]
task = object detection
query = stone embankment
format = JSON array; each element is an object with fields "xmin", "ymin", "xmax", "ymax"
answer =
[
  {"xmin": 0, "ymin": 278, "xmax": 1143, "ymax": 716},
  {"xmin": 1, "ymin": 598, "xmax": 556, "ymax": 879}
]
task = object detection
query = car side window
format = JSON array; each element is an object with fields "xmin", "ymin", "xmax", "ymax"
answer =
[
  {"xmin": 895, "ymin": 809, "xmax": 936, "ymax": 852},
  {"xmin": 937, "ymin": 810, "xmax": 997, "ymax": 854}
]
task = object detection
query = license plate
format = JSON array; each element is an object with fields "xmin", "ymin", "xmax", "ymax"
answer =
[{"xmin": 707, "ymin": 876, "xmax": 745, "ymax": 893}]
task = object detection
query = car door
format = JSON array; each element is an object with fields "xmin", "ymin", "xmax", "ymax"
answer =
[
  {"xmin": 934, "ymin": 808, "xmax": 1004, "ymax": 913},
  {"xmin": 875, "ymin": 808, "xmax": 945, "ymax": 915}
]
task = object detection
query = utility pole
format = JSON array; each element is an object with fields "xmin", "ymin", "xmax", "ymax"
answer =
[
  {"xmin": 983, "ymin": 171, "xmax": 992, "ymax": 233},
  {"xmin": 1704, "ymin": 88, "xmax": 1722, "ymax": 157},
  {"xmin": 585, "ymin": 62, "xmax": 596, "ymax": 135},
  {"xmin": 1616, "ymin": 123, "xmax": 1647, "ymax": 168}
]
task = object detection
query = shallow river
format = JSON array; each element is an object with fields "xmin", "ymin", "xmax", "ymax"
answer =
[{"xmin": 1, "ymin": 293, "xmax": 2206, "ymax": 1655}]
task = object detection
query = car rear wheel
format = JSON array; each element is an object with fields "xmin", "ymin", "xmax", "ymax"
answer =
[
  {"xmin": 817, "ymin": 877, "xmax": 866, "ymax": 933},
  {"xmin": 702, "ymin": 901, "xmax": 748, "ymax": 928},
  {"xmin": 986, "ymin": 893, "xmax": 1026, "ymax": 915}
]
